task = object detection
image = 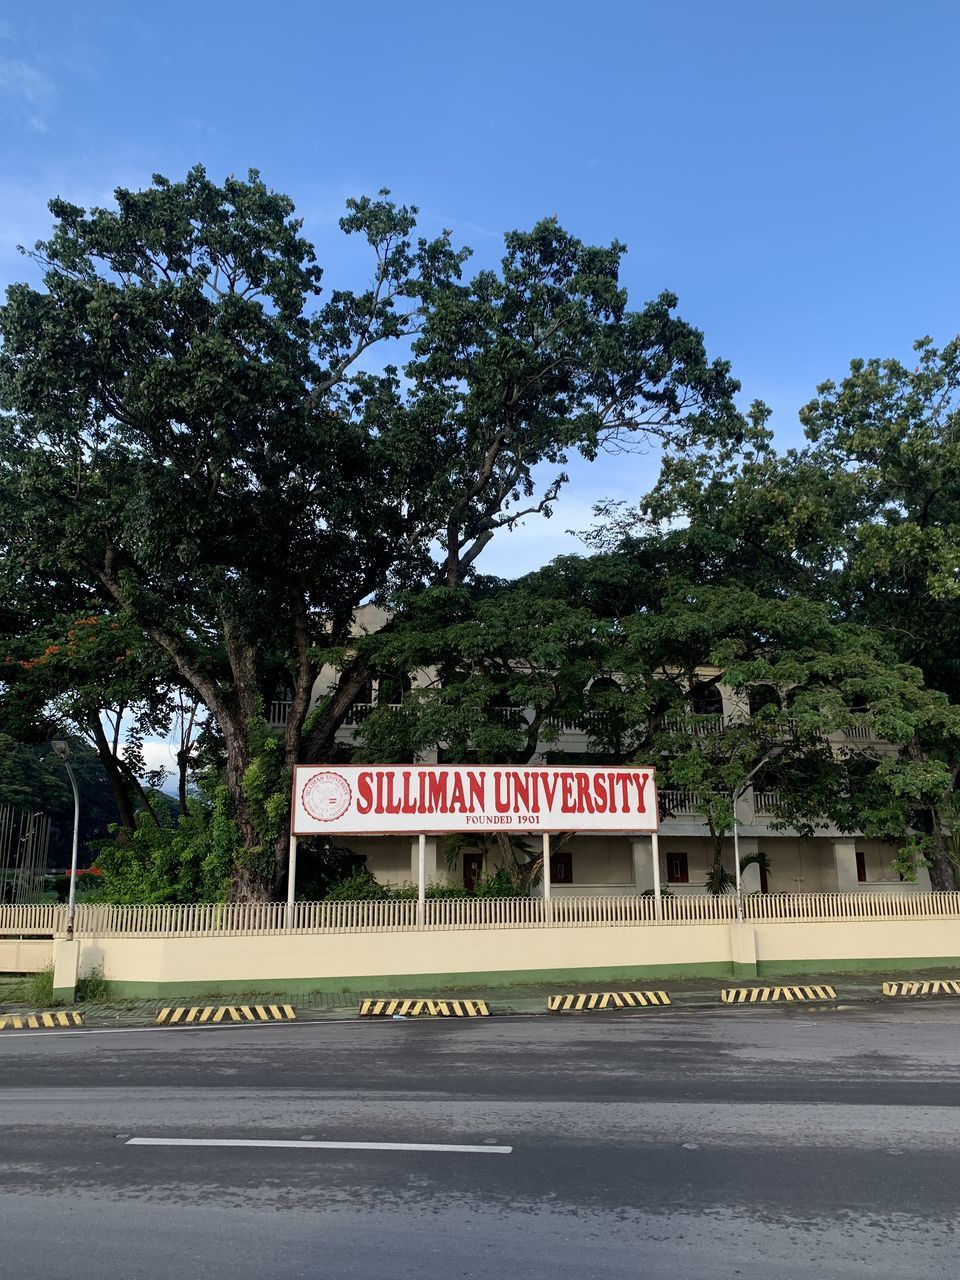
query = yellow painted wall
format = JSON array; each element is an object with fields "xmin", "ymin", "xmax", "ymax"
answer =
[
  {"xmin": 56, "ymin": 915, "xmax": 960, "ymax": 989},
  {"xmin": 0, "ymin": 938, "xmax": 53, "ymax": 973},
  {"xmin": 76, "ymin": 923, "xmax": 734, "ymax": 986},
  {"xmin": 752, "ymin": 919, "xmax": 960, "ymax": 963}
]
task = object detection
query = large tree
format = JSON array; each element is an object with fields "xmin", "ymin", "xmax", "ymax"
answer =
[
  {"xmin": 355, "ymin": 551, "xmax": 959, "ymax": 889},
  {"xmin": 606, "ymin": 336, "xmax": 960, "ymax": 887},
  {"xmin": 0, "ymin": 167, "xmax": 749, "ymax": 899}
]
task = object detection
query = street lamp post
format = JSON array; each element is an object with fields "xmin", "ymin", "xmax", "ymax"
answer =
[
  {"xmin": 52, "ymin": 740, "xmax": 80, "ymax": 938},
  {"xmin": 732, "ymin": 747, "xmax": 784, "ymax": 920}
]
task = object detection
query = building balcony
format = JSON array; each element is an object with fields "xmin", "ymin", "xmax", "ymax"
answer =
[
  {"xmin": 268, "ymin": 699, "xmax": 292, "ymax": 728},
  {"xmin": 752, "ymin": 790, "xmax": 779, "ymax": 816},
  {"xmin": 658, "ymin": 788, "xmax": 705, "ymax": 818}
]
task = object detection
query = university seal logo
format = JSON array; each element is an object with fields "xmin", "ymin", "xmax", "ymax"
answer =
[{"xmin": 301, "ymin": 770, "xmax": 352, "ymax": 822}]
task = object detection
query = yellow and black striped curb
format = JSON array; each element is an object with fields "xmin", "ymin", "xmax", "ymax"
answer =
[
  {"xmin": 721, "ymin": 985, "xmax": 837, "ymax": 1004},
  {"xmin": 155, "ymin": 1004, "xmax": 296, "ymax": 1025},
  {"xmin": 547, "ymin": 991, "xmax": 671, "ymax": 1012},
  {"xmin": 359, "ymin": 998, "xmax": 490, "ymax": 1017},
  {"xmin": 0, "ymin": 1010, "xmax": 84, "ymax": 1030},
  {"xmin": 883, "ymin": 980, "xmax": 960, "ymax": 999}
]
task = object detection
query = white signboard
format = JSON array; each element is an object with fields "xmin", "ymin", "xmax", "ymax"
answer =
[{"xmin": 292, "ymin": 764, "xmax": 658, "ymax": 835}]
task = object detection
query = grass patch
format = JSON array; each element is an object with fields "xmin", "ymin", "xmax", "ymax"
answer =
[
  {"xmin": 0, "ymin": 974, "xmax": 30, "ymax": 1002},
  {"xmin": 76, "ymin": 967, "xmax": 109, "ymax": 1002},
  {"xmin": 26, "ymin": 965, "xmax": 56, "ymax": 1007}
]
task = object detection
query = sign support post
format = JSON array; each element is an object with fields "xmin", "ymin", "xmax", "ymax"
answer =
[
  {"xmin": 286, "ymin": 833, "xmax": 298, "ymax": 928},
  {"xmin": 651, "ymin": 831, "xmax": 662, "ymax": 922},
  {"xmin": 542, "ymin": 831, "xmax": 552, "ymax": 922},
  {"xmin": 417, "ymin": 833, "xmax": 426, "ymax": 929}
]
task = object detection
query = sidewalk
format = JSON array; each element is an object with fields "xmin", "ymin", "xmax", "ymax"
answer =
[{"xmin": 0, "ymin": 970, "xmax": 925, "ymax": 1028}]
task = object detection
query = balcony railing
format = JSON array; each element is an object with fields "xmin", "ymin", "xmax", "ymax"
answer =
[
  {"xmin": 342, "ymin": 701, "xmax": 375, "ymax": 727},
  {"xmin": 658, "ymin": 788, "xmax": 705, "ymax": 817},
  {"xmin": 268, "ymin": 699, "xmax": 292, "ymax": 727},
  {"xmin": 752, "ymin": 790, "xmax": 779, "ymax": 816},
  {"xmin": 660, "ymin": 713, "xmax": 727, "ymax": 736},
  {"xmin": 842, "ymin": 718, "xmax": 875, "ymax": 741},
  {"xmin": 543, "ymin": 711, "xmax": 624, "ymax": 736}
]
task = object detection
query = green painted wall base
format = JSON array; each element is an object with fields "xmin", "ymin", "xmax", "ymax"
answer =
[
  {"xmin": 51, "ymin": 985, "xmax": 76, "ymax": 1002},
  {"xmin": 102, "ymin": 961, "xmax": 737, "ymax": 1000},
  {"xmin": 98, "ymin": 954, "xmax": 960, "ymax": 1000},
  {"xmin": 755, "ymin": 955, "xmax": 960, "ymax": 977}
]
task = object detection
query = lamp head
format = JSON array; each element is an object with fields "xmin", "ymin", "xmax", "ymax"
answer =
[{"xmin": 52, "ymin": 739, "xmax": 70, "ymax": 758}]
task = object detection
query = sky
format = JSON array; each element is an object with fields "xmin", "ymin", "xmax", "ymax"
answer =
[{"xmin": 2, "ymin": 1, "xmax": 959, "ymax": 775}]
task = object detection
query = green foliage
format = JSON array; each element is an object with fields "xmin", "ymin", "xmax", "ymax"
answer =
[
  {"xmin": 323, "ymin": 869, "xmax": 472, "ymax": 902},
  {"xmin": 1, "ymin": 167, "xmax": 747, "ymax": 899},
  {"xmin": 704, "ymin": 850, "xmax": 771, "ymax": 897},
  {"xmin": 75, "ymin": 967, "xmax": 109, "ymax": 1002},
  {"xmin": 291, "ymin": 839, "xmax": 367, "ymax": 901},
  {"xmin": 93, "ymin": 786, "xmax": 237, "ymax": 903},
  {"xmin": 472, "ymin": 867, "xmax": 528, "ymax": 898},
  {"xmin": 0, "ymin": 734, "xmax": 70, "ymax": 811},
  {"xmin": 27, "ymin": 966, "xmax": 55, "ymax": 1007},
  {"xmin": 443, "ymin": 830, "xmax": 542, "ymax": 893},
  {"xmin": 0, "ymin": 734, "xmax": 120, "ymax": 865},
  {"xmin": 323, "ymin": 867, "xmax": 391, "ymax": 902}
]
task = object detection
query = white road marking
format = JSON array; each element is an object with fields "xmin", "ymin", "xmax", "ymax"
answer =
[{"xmin": 126, "ymin": 1137, "xmax": 512, "ymax": 1154}]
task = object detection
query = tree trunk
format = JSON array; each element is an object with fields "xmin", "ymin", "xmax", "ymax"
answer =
[
  {"xmin": 176, "ymin": 749, "xmax": 190, "ymax": 816},
  {"xmin": 914, "ymin": 805, "xmax": 959, "ymax": 892},
  {"xmin": 302, "ymin": 659, "xmax": 374, "ymax": 761},
  {"xmin": 223, "ymin": 727, "xmax": 270, "ymax": 903},
  {"xmin": 925, "ymin": 835, "xmax": 959, "ymax": 891},
  {"xmin": 90, "ymin": 717, "xmax": 138, "ymax": 832}
]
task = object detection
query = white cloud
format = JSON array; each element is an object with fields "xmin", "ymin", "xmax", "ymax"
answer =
[{"xmin": 0, "ymin": 55, "xmax": 55, "ymax": 107}]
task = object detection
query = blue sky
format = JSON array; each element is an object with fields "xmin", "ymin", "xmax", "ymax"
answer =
[{"xmin": 2, "ymin": 0, "xmax": 959, "ymax": 577}]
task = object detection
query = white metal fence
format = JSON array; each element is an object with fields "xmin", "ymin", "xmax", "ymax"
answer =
[
  {"xmin": 0, "ymin": 805, "xmax": 51, "ymax": 904},
  {"xmin": 2, "ymin": 891, "xmax": 959, "ymax": 939}
]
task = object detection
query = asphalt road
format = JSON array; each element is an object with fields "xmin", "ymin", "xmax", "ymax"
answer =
[{"xmin": 1, "ymin": 1002, "xmax": 959, "ymax": 1279}]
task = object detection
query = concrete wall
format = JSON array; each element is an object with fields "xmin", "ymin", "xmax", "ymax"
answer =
[
  {"xmin": 43, "ymin": 916, "xmax": 960, "ymax": 999},
  {"xmin": 0, "ymin": 938, "xmax": 53, "ymax": 973}
]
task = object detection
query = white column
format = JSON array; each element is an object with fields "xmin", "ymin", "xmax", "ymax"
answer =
[
  {"xmin": 651, "ymin": 831, "xmax": 662, "ymax": 920},
  {"xmin": 417, "ymin": 833, "xmax": 426, "ymax": 928},
  {"xmin": 631, "ymin": 837, "xmax": 654, "ymax": 893},
  {"xmin": 832, "ymin": 839, "xmax": 860, "ymax": 891}
]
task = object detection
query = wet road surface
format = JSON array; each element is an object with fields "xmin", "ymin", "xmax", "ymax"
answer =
[{"xmin": 1, "ymin": 1002, "xmax": 958, "ymax": 1277}]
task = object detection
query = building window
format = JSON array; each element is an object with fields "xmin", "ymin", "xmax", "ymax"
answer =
[
  {"xmin": 856, "ymin": 850, "xmax": 867, "ymax": 883},
  {"xmin": 550, "ymin": 850, "xmax": 573, "ymax": 884},
  {"xmin": 691, "ymin": 683, "xmax": 723, "ymax": 717},
  {"xmin": 667, "ymin": 851, "xmax": 689, "ymax": 884}
]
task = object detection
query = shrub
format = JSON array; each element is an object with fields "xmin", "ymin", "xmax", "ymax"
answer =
[
  {"xmin": 323, "ymin": 867, "xmax": 520, "ymax": 902},
  {"xmin": 93, "ymin": 785, "xmax": 237, "ymax": 903},
  {"xmin": 324, "ymin": 868, "xmax": 392, "ymax": 901},
  {"xmin": 27, "ymin": 965, "xmax": 55, "ymax": 1007},
  {"xmin": 76, "ymin": 967, "xmax": 109, "ymax": 1002},
  {"xmin": 473, "ymin": 867, "xmax": 528, "ymax": 898}
]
